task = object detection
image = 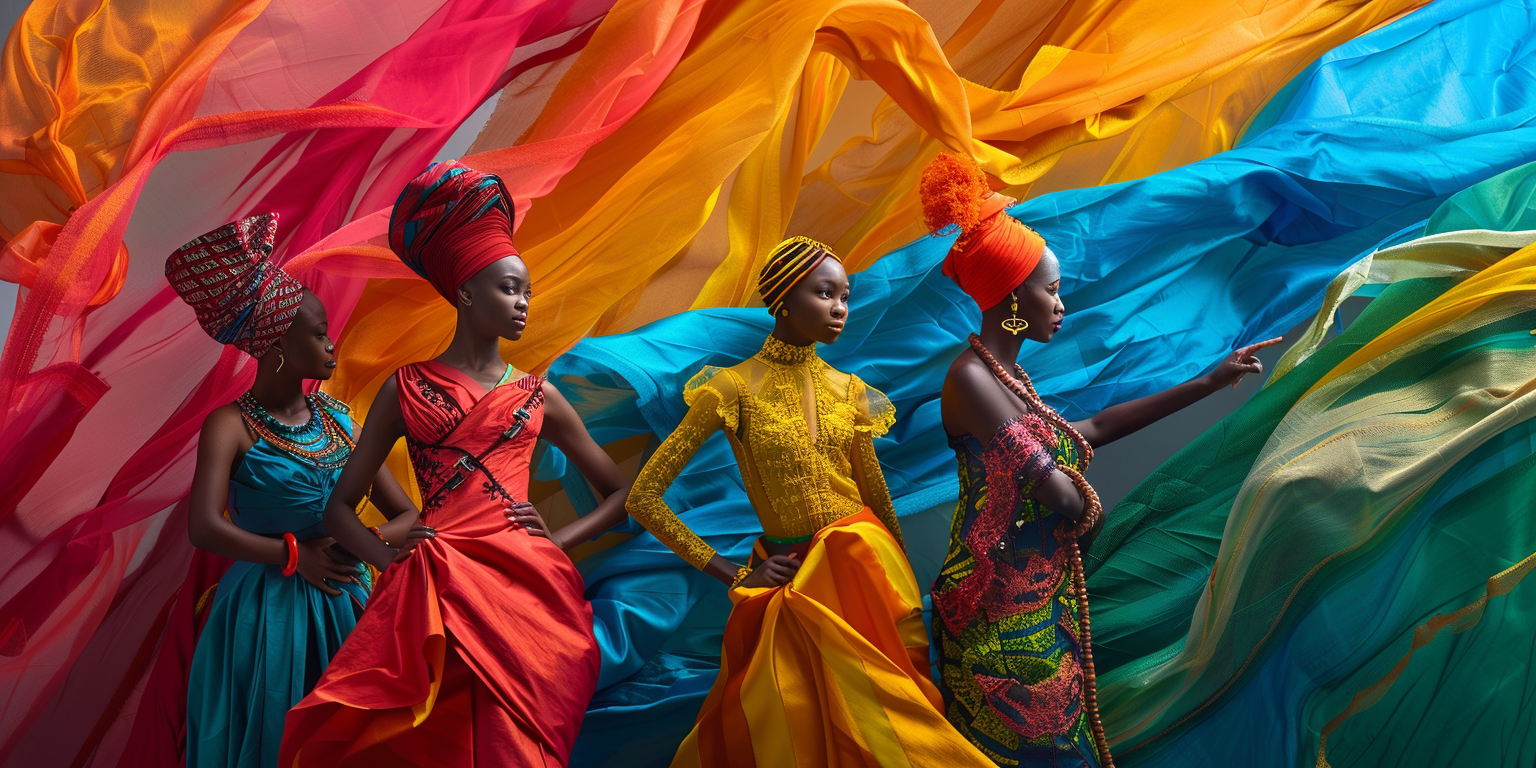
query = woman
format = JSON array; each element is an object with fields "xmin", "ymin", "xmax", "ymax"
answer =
[
  {"xmin": 171, "ymin": 213, "xmax": 423, "ymax": 768},
  {"xmin": 626, "ymin": 236, "xmax": 996, "ymax": 766},
  {"xmin": 278, "ymin": 161, "xmax": 630, "ymax": 767},
  {"xmin": 920, "ymin": 153, "xmax": 1278, "ymax": 768}
]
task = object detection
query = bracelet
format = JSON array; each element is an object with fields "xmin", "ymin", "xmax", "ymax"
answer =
[
  {"xmin": 730, "ymin": 564, "xmax": 752, "ymax": 589},
  {"xmin": 281, "ymin": 533, "xmax": 299, "ymax": 577},
  {"xmin": 370, "ymin": 525, "xmax": 386, "ymax": 546}
]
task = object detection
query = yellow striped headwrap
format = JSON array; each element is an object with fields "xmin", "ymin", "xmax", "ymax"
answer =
[{"xmin": 757, "ymin": 236, "xmax": 840, "ymax": 314}]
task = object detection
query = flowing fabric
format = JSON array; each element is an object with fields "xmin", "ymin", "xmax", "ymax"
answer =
[
  {"xmin": 559, "ymin": 3, "xmax": 1536, "ymax": 765},
  {"xmin": 1081, "ymin": 158, "xmax": 1536, "ymax": 766},
  {"xmin": 0, "ymin": 2, "xmax": 694, "ymax": 762},
  {"xmin": 674, "ymin": 510, "xmax": 992, "ymax": 767},
  {"xmin": 328, "ymin": 0, "xmax": 1428, "ymax": 412},
  {"xmin": 279, "ymin": 363, "xmax": 600, "ymax": 767},
  {"xmin": 187, "ymin": 406, "xmax": 370, "ymax": 768}
]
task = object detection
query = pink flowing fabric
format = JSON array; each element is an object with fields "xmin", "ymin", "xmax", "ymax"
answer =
[{"xmin": 0, "ymin": 1, "xmax": 699, "ymax": 765}]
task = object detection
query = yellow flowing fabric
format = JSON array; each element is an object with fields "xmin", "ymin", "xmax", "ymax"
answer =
[
  {"xmin": 326, "ymin": 0, "xmax": 1426, "ymax": 433},
  {"xmin": 677, "ymin": 511, "xmax": 992, "ymax": 768}
]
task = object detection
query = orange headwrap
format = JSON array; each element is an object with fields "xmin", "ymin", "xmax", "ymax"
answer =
[{"xmin": 919, "ymin": 153, "xmax": 1045, "ymax": 311}]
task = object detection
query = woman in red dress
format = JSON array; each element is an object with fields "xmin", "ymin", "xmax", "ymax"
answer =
[{"xmin": 279, "ymin": 160, "xmax": 630, "ymax": 767}]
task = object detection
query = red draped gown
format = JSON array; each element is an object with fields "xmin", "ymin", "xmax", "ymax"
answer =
[{"xmin": 279, "ymin": 361, "xmax": 600, "ymax": 767}]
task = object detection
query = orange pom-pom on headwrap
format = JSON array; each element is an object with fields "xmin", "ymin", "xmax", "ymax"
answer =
[{"xmin": 919, "ymin": 153, "xmax": 1045, "ymax": 311}]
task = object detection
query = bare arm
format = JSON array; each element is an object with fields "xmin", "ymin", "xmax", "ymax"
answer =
[
  {"xmin": 1071, "ymin": 338, "xmax": 1280, "ymax": 447},
  {"xmin": 189, "ymin": 405, "xmax": 361, "ymax": 595},
  {"xmin": 944, "ymin": 361, "xmax": 1085, "ymax": 523},
  {"xmin": 343, "ymin": 417, "xmax": 421, "ymax": 546},
  {"xmin": 324, "ymin": 377, "xmax": 410, "ymax": 571},
  {"xmin": 188, "ymin": 406, "xmax": 288, "ymax": 565},
  {"xmin": 536, "ymin": 383, "xmax": 630, "ymax": 551}
]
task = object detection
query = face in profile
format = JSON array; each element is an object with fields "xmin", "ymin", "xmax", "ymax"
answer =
[
  {"xmin": 1012, "ymin": 248, "xmax": 1065, "ymax": 344},
  {"xmin": 780, "ymin": 257, "xmax": 851, "ymax": 345},
  {"xmin": 459, "ymin": 255, "xmax": 531, "ymax": 341},
  {"xmin": 272, "ymin": 290, "xmax": 337, "ymax": 380}
]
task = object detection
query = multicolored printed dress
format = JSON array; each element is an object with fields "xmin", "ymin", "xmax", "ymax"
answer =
[{"xmin": 930, "ymin": 410, "xmax": 1103, "ymax": 767}]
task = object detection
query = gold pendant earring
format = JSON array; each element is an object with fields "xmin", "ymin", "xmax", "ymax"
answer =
[
  {"xmin": 1001, "ymin": 293, "xmax": 1028, "ymax": 335},
  {"xmin": 275, "ymin": 352, "xmax": 285, "ymax": 373}
]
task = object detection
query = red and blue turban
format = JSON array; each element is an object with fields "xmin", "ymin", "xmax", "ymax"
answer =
[
  {"xmin": 165, "ymin": 212, "xmax": 303, "ymax": 357},
  {"xmin": 388, "ymin": 160, "xmax": 519, "ymax": 303}
]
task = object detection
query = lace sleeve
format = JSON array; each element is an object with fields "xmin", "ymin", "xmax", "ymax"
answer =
[
  {"xmin": 849, "ymin": 377, "xmax": 904, "ymax": 549},
  {"xmin": 626, "ymin": 372, "xmax": 741, "ymax": 570},
  {"xmin": 853, "ymin": 430, "xmax": 904, "ymax": 550},
  {"xmin": 984, "ymin": 414, "xmax": 1058, "ymax": 501}
]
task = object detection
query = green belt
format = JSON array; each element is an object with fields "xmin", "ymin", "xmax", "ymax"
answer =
[{"xmin": 763, "ymin": 532, "xmax": 813, "ymax": 545}]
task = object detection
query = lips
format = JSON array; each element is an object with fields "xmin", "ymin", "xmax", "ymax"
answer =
[
  {"xmin": 325, "ymin": 360, "xmax": 337, "ymax": 368},
  {"xmin": 827, "ymin": 322, "xmax": 845, "ymax": 332}
]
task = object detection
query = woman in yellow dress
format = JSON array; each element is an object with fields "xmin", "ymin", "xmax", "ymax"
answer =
[{"xmin": 626, "ymin": 237, "xmax": 993, "ymax": 767}]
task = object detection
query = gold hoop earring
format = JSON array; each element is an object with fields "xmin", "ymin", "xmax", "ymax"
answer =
[
  {"xmin": 1001, "ymin": 292, "xmax": 1028, "ymax": 335},
  {"xmin": 275, "ymin": 352, "xmax": 285, "ymax": 373}
]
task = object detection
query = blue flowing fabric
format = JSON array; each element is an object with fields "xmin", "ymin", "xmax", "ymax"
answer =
[
  {"xmin": 562, "ymin": 1, "xmax": 1536, "ymax": 765},
  {"xmin": 186, "ymin": 418, "xmax": 370, "ymax": 768}
]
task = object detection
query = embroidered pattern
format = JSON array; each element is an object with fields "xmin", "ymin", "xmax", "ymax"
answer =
[
  {"xmin": 933, "ymin": 410, "xmax": 1100, "ymax": 766},
  {"xmin": 627, "ymin": 336, "xmax": 903, "ymax": 570}
]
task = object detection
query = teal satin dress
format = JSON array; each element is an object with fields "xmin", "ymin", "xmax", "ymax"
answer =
[{"xmin": 186, "ymin": 406, "xmax": 370, "ymax": 768}]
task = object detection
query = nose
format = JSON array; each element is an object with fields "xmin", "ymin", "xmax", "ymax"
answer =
[{"xmin": 831, "ymin": 301, "xmax": 847, "ymax": 319}]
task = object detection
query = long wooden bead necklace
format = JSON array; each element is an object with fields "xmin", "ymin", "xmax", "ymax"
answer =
[{"xmin": 968, "ymin": 334, "xmax": 1115, "ymax": 768}]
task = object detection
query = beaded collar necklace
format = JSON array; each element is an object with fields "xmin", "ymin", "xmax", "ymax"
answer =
[{"xmin": 237, "ymin": 392, "xmax": 354, "ymax": 469}]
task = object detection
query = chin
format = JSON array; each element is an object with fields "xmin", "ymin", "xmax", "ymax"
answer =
[
  {"xmin": 313, "ymin": 368, "xmax": 336, "ymax": 381},
  {"xmin": 503, "ymin": 329, "xmax": 525, "ymax": 341},
  {"xmin": 815, "ymin": 330, "xmax": 842, "ymax": 345}
]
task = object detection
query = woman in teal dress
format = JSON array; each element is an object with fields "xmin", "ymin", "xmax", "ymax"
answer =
[{"xmin": 167, "ymin": 214, "xmax": 427, "ymax": 768}]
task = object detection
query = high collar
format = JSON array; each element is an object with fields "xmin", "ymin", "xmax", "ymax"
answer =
[{"xmin": 756, "ymin": 335, "xmax": 818, "ymax": 366}]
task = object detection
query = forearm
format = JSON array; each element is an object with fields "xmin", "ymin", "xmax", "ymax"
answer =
[
  {"xmin": 555, "ymin": 484, "xmax": 631, "ymax": 548},
  {"xmin": 189, "ymin": 518, "xmax": 288, "ymax": 565},
  {"xmin": 703, "ymin": 553, "xmax": 744, "ymax": 585},
  {"xmin": 376, "ymin": 509, "xmax": 421, "ymax": 546},
  {"xmin": 325, "ymin": 500, "xmax": 395, "ymax": 570},
  {"xmin": 1076, "ymin": 374, "xmax": 1219, "ymax": 447}
]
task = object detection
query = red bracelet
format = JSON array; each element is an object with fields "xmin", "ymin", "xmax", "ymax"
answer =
[{"xmin": 281, "ymin": 533, "xmax": 299, "ymax": 577}]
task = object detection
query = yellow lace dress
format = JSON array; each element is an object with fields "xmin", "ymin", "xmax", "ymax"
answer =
[{"xmin": 628, "ymin": 335, "xmax": 993, "ymax": 768}]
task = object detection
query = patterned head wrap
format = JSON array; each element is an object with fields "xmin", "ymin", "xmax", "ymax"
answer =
[
  {"xmin": 388, "ymin": 160, "xmax": 519, "ymax": 303},
  {"xmin": 757, "ymin": 236, "xmax": 842, "ymax": 314},
  {"xmin": 919, "ymin": 153, "xmax": 1046, "ymax": 311},
  {"xmin": 165, "ymin": 212, "xmax": 303, "ymax": 357}
]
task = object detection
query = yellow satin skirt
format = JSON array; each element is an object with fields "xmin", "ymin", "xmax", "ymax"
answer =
[{"xmin": 670, "ymin": 509, "xmax": 993, "ymax": 768}]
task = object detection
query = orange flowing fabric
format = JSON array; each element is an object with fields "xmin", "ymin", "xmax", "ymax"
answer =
[
  {"xmin": 279, "ymin": 362, "xmax": 599, "ymax": 767},
  {"xmin": 673, "ymin": 509, "xmax": 992, "ymax": 767}
]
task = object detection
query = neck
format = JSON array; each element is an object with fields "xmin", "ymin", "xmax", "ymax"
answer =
[
  {"xmin": 248, "ymin": 357, "xmax": 308, "ymax": 419},
  {"xmin": 769, "ymin": 318, "xmax": 815, "ymax": 347},
  {"xmin": 975, "ymin": 323, "xmax": 1024, "ymax": 369},
  {"xmin": 438, "ymin": 322, "xmax": 506, "ymax": 376}
]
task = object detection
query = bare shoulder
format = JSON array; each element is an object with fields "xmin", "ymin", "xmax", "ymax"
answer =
[
  {"xmin": 201, "ymin": 402, "xmax": 245, "ymax": 440},
  {"xmin": 200, "ymin": 402, "xmax": 254, "ymax": 458},
  {"xmin": 942, "ymin": 350, "xmax": 996, "ymax": 398}
]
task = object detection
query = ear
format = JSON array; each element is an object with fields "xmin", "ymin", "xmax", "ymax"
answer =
[{"xmin": 457, "ymin": 283, "xmax": 473, "ymax": 306}]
